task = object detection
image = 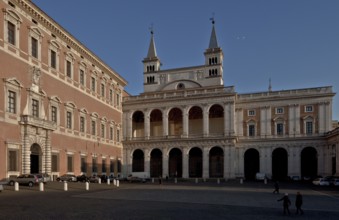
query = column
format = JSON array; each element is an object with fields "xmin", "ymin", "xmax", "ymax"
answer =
[
  {"xmin": 127, "ymin": 112, "xmax": 133, "ymax": 140},
  {"xmin": 22, "ymin": 126, "xmax": 31, "ymax": 174},
  {"xmin": 238, "ymin": 148, "xmax": 244, "ymax": 177},
  {"xmin": 144, "ymin": 148, "xmax": 150, "ymax": 177},
  {"xmin": 144, "ymin": 111, "xmax": 150, "ymax": 139},
  {"xmin": 183, "ymin": 107, "xmax": 189, "ymax": 137},
  {"xmin": 235, "ymin": 108, "xmax": 243, "ymax": 136},
  {"xmin": 162, "ymin": 110, "xmax": 168, "ymax": 137},
  {"xmin": 318, "ymin": 102, "xmax": 325, "ymax": 134},
  {"xmin": 295, "ymin": 104, "xmax": 300, "ymax": 135},
  {"xmin": 203, "ymin": 106, "xmax": 209, "ymax": 137},
  {"xmin": 45, "ymin": 130, "xmax": 52, "ymax": 174},
  {"xmin": 223, "ymin": 145, "xmax": 230, "ymax": 178},
  {"xmin": 162, "ymin": 148, "xmax": 169, "ymax": 178},
  {"xmin": 182, "ymin": 147, "xmax": 189, "ymax": 178},
  {"xmin": 202, "ymin": 147, "xmax": 209, "ymax": 178}
]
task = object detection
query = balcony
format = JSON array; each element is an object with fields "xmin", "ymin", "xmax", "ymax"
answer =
[{"xmin": 20, "ymin": 115, "xmax": 57, "ymax": 131}]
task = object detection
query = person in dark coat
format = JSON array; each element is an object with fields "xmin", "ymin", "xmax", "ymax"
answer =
[
  {"xmin": 295, "ymin": 192, "xmax": 304, "ymax": 215},
  {"xmin": 273, "ymin": 181, "xmax": 279, "ymax": 194},
  {"xmin": 277, "ymin": 193, "xmax": 291, "ymax": 215}
]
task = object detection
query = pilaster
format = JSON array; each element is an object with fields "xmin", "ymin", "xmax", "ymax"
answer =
[{"xmin": 202, "ymin": 147, "xmax": 209, "ymax": 178}]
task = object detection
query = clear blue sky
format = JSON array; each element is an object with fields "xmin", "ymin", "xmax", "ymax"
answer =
[{"xmin": 32, "ymin": 0, "xmax": 339, "ymax": 121}]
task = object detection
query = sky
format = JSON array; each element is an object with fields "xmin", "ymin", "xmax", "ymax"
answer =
[{"xmin": 32, "ymin": 0, "xmax": 339, "ymax": 120}]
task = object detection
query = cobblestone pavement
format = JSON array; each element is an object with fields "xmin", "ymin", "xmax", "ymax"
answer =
[{"xmin": 0, "ymin": 180, "xmax": 339, "ymax": 220}]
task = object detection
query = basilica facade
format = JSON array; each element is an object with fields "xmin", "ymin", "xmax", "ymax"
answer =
[{"xmin": 122, "ymin": 21, "xmax": 338, "ymax": 180}]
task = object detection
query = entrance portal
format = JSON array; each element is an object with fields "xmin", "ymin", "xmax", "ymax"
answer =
[
  {"xmin": 272, "ymin": 148, "xmax": 288, "ymax": 181},
  {"xmin": 30, "ymin": 144, "xmax": 42, "ymax": 174},
  {"xmin": 244, "ymin": 148, "xmax": 260, "ymax": 180}
]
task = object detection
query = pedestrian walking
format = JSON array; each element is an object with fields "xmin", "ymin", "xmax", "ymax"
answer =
[
  {"xmin": 295, "ymin": 192, "xmax": 304, "ymax": 215},
  {"xmin": 277, "ymin": 193, "xmax": 291, "ymax": 215},
  {"xmin": 273, "ymin": 181, "xmax": 279, "ymax": 194}
]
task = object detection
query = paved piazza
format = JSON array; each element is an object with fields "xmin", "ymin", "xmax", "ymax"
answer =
[{"xmin": 0, "ymin": 180, "xmax": 339, "ymax": 220}]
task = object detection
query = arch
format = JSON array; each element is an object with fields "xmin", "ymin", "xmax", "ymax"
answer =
[
  {"xmin": 209, "ymin": 146, "xmax": 224, "ymax": 178},
  {"xmin": 30, "ymin": 143, "xmax": 42, "ymax": 174},
  {"xmin": 209, "ymin": 104, "xmax": 224, "ymax": 134},
  {"xmin": 132, "ymin": 149, "xmax": 144, "ymax": 172},
  {"xmin": 301, "ymin": 147, "xmax": 318, "ymax": 179},
  {"xmin": 168, "ymin": 108, "xmax": 182, "ymax": 136},
  {"xmin": 150, "ymin": 109, "xmax": 163, "ymax": 137},
  {"xmin": 168, "ymin": 148, "xmax": 182, "ymax": 177},
  {"xmin": 244, "ymin": 148, "xmax": 260, "ymax": 180},
  {"xmin": 189, "ymin": 147, "xmax": 203, "ymax": 178},
  {"xmin": 150, "ymin": 148, "xmax": 162, "ymax": 177},
  {"xmin": 132, "ymin": 111, "xmax": 144, "ymax": 138},
  {"xmin": 189, "ymin": 106, "xmax": 203, "ymax": 135},
  {"xmin": 272, "ymin": 148, "xmax": 288, "ymax": 181}
]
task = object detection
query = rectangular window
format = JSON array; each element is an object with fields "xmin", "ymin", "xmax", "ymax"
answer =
[
  {"xmin": 91, "ymin": 120, "xmax": 96, "ymax": 135},
  {"xmin": 51, "ymin": 106, "xmax": 57, "ymax": 123},
  {"xmin": 51, "ymin": 50, "xmax": 56, "ymax": 69},
  {"xmin": 248, "ymin": 110, "xmax": 255, "ymax": 116},
  {"xmin": 116, "ymin": 94, "xmax": 120, "ymax": 107},
  {"xmin": 305, "ymin": 105, "xmax": 313, "ymax": 112},
  {"xmin": 66, "ymin": 111, "xmax": 72, "ymax": 129},
  {"xmin": 102, "ymin": 159, "xmax": 106, "ymax": 173},
  {"xmin": 276, "ymin": 107, "xmax": 284, "ymax": 114},
  {"xmin": 67, "ymin": 155, "xmax": 73, "ymax": 172},
  {"xmin": 110, "ymin": 160, "xmax": 114, "ymax": 173},
  {"xmin": 7, "ymin": 21, "xmax": 15, "ymax": 45},
  {"xmin": 277, "ymin": 123, "xmax": 284, "ymax": 135},
  {"xmin": 248, "ymin": 125, "xmax": 255, "ymax": 136},
  {"xmin": 32, "ymin": 99, "xmax": 39, "ymax": 117},
  {"xmin": 31, "ymin": 37, "xmax": 38, "ymax": 58},
  {"xmin": 109, "ymin": 127, "xmax": 113, "ymax": 140},
  {"xmin": 306, "ymin": 121, "xmax": 313, "ymax": 134},
  {"xmin": 52, "ymin": 154, "xmax": 58, "ymax": 172},
  {"xmin": 101, "ymin": 124, "xmax": 105, "ymax": 138},
  {"xmin": 109, "ymin": 89, "xmax": 113, "ymax": 102},
  {"xmin": 81, "ymin": 157, "xmax": 87, "ymax": 173},
  {"xmin": 80, "ymin": 116, "xmax": 85, "ymax": 132},
  {"xmin": 116, "ymin": 129, "xmax": 120, "ymax": 142},
  {"xmin": 79, "ymin": 69, "xmax": 85, "ymax": 85},
  {"xmin": 66, "ymin": 60, "xmax": 72, "ymax": 78},
  {"xmin": 8, "ymin": 150, "xmax": 18, "ymax": 171},
  {"xmin": 101, "ymin": 84, "xmax": 105, "ymax": 97},
  {"xmin": 92, "ymin": 158, "xmax": 97, "ymax": 173},
  {"xmin": 8, "ymin": 90, "xmax": 16, "ymax": 113},
  {"xmin": 91, "ymin": 77, "xmax": 96, "ymax": 92},
  {"xmin": 117, "ymin": 160, "xmax": 122, "ymax": 173}
]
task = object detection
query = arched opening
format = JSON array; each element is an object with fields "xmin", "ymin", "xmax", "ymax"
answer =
[
  {"xmin": 168, "ymin": 148, "xmax": 182, "ymax": 177},
  {"xmin": 272, "ymin": 148, "xmax": 288, "ymax": 181},
  {"xmin": 30, "ymin": 143, "xmax": 42, "ymax": 174},
  {"xmin": 132, "ymin": 149, "xmax": 144, "ymax": 172},
  {"xmin": 301, "ymin": 147, "xmax": 318, "ymax": 179},
  {"xmin": 209, "ymin": 104, "xmax": 224, "ymax": 135},
  {"xmin": 132, "ymin": 111, "xmax": 144, "ymax": 138},
  {"xmin": 209, "ymin": 146, "xmax": 224, "ymax": 178},
  {"xmin": 150, "ymin": 109, "xmax": 163, "ymax": 137},
  {"xmin": 150, "ymin": 148, "xmax": 162, "ymax": 177},
  {"xmin": 168, "ymin": 108, "xmax": 182, "ymax": 136},
  {"xmin": 244, "ymin": 148, "xmax": 260, "ymax": 180},
  {"xmin": 189, "ymin": 106, "xmax": 203, "ymax": 136},
  {"xmin": 189, "ymin": 147, "xmax": 202, "ymax": 178}
]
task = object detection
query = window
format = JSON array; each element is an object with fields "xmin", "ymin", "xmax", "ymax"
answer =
[
  {"xmin": 66, "ymin": 60, "xmax": 72, "ymax": 78},
  {"xmin": 32, "ymin": 99, "xmax": 39, "ymax": 117},
  {"xmin": 110, "ymin": 160, "xmax": 114, "ymax": 173},
  {"xmin": 177, "ymin": 83, "xmax": 185, "ymax": 90},
  {"xmin": 31, "ymin": 37, "xmax": 38, "ymax": 58},
  {"xmin": 91, "ymin": 77, "xmax": 96, "ymax": 92},
  {"xmin": 51, "ymin": 106, "xmax": 57, "ymax": 123},
  {"xmin": 276, "ymin": 107, "xmax": 284, "ymax": 114},
  {"xmin": 102, "ymin": 159, "xmax": 106, "ymax": 173},
  {"xmin": 116, "ymin": 94, "xmax": 120, "ymax": 107},
  {"xmin": 8, "ymin": 150, "xmax": 18, "ymax": 171},
  {"xmin": 306, "ymin": 121, "xmax": 313, "ymax": 134},
  {"xmin": 67, "ymin": 155, "xmax": 73, "ymax": 172},
  {"xmin": 101, "ymin": 124, "xmax": 105, "ymax": 138},
  {"xmin": 52, "ymin": 154, "xmax": 58, "ymax": 172},
  {"xmin": 91, "ymin": 120, "xmax": 96, "ymax": 135},
  {"xmin": 66, "ymin": 111, "xmax": 72, "ymax": 129},
  {"xmin": 109, "ymin": 89, "xmax": 113, "ymax": 102},
  {"xmin": 81, "ymin": 157, "xmax": 87, "ymax": 173},
  {"xmin": 116, "ymin": 129, "xmax": 120, "ymax": 142},
  {"xmin": 101, "ymin": 84, "xmax": 105, "ymax": 97},
  {"xmin": 80, "ymin": 116, "xmax": 85, "ymax": 132},
  {"xmin": 79, "ymin": 69, "xmax": 85, "ymax": 85},
  {"xmin": 8, "ymin": 90, "xmax": 16, "ymax": 113},
  {"xmin": 92, "ymin": 158, "xmax": 97, "ymax": 173},
  {"xmin": 51, "ymin": 50, "xmax": 57, "ymax": 69},
  {"xmin": 109, "ymin": 127, "xmax": 114, "ymax": 140},
  {"xmin": 277, "ymin": 123, "xmax": 284, "ymax": 135},
  {"xmin": 7, "ymin": 21, "xmax": 15, "ymax": 45},
  {"xmin": 248, "ymin": 110, "xmax": 255, "ymax": 116},
  {"xmin": 248, "ymin": 124, "xmax": 255, "ymax": 136},
  {"xmin": 305, "ymin": 105, "xmax": 313, "ymax": 112}
]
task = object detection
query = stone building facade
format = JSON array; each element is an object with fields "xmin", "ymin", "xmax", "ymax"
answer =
[
  {"xmin": 0, "ymin": 0, "xmax": 127, "ymax": 179},
  {"xmin": 122, "ymin": 21, "xmax": 339, "ymax": 180}
]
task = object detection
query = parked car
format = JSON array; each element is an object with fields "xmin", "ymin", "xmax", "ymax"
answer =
[
  {"xmin": 334, "ymin": 179, "xmax": 339, "ymax": 186},
  {"xmin": 76, "ymin": 175, "xmax": 89, "ymax": 182},
  {"xmin": 324, "ymin": 176, "xmax": 339, "ymax": 185},
  {"xmin": 56, "ymin": 174, "xmax": 76, "ymax": 182},
  {"xmin": 32, "ymin": 173, "xmax": 51, "ymax": 183},
  {"xmin": 126, "ymin": 175, "xmax": 146, "ymax": 183},
  {"xmin": 312, "ymin": 178, "xmax": 330, "ymax": 186},
  {"xmin": 8, "ymin": 174, "xmax": 40, "ymax": 187},
  {"xmin": 88, "ymin": 175, "xmax": 100, "ymax": 183}
]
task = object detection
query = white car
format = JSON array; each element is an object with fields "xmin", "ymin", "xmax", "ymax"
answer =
[
  {"xmin": 334, "ymin": 179, "xmax": 339, "ymax": 186},
  {"xmin": 312, "ymin": 178, "xmax": 330, "ymax": 186}
]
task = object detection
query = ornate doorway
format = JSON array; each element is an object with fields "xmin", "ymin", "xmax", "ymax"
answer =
[{"xmin": 30, "ymin": 143, "xmax": 42, "ymax": 174}]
